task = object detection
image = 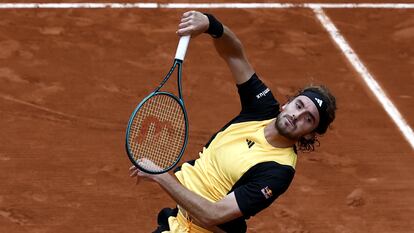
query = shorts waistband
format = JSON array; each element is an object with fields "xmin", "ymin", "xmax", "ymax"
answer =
[{"xmin": 177, "ymin": 206, "xmax": 212, "ymax": 233}]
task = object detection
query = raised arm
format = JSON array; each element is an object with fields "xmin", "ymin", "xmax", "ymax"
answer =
[{"xmin": 177, "ymin": 11, "xmax": 254, "ymax": 84}]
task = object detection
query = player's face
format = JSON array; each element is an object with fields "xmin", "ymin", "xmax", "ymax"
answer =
[{"xmin": 276, "ymin": 96, "xmax": 320, "ymax": 140}]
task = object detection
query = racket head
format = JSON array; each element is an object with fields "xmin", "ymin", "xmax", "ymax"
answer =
[{"xmin": 126, "ymin": 92, "xmax": 188, "ymax": 174}]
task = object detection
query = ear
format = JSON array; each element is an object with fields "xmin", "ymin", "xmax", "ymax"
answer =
[{"xmin": 303, "ymin": 132, "xmax": 316, "ymax": 141}]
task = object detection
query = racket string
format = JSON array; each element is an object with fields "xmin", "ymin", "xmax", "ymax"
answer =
[{"xmin": 128, "ymin": 94, "xmax": 186, "ymax": 172}]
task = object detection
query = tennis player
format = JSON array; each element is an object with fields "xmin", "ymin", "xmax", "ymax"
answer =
[{"xmin": 130, "ymin": 11, "xmax": 337, "ymax": 233}]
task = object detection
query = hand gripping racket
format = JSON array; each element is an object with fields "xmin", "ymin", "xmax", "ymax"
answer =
[{"xmin": 126, "ymin": 35, "xmax": 190, "ymax": 174}]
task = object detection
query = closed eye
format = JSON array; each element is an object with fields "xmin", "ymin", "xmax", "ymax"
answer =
[
  {"xmin": 307, "ymin": 115, "xmax": 313, "ymax": 123},
  {"xmin": 307, "ymin": 113, "xmax": 316, "ymax": 125},
  {"xmin": 296, "ymin": 100, "xmax": 303, "ymax": 109}
]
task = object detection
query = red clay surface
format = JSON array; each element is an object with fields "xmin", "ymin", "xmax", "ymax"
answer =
[{"xmin": 0, "ymin": 5, "xmax": 413, "ymax": 233}]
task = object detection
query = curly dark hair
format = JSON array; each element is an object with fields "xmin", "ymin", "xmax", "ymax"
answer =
[{"xmin": 289, "ymin": 85, "xmax": 337, "ymax": 153}]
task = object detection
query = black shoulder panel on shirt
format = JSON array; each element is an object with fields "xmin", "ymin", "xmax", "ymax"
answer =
[
  {"xmin": 218, "ymin": 162, "xmax": 295, "ymax": 232},
  {"xmin": 234, "ymin": 73, "xmax": 280, "ymax": 123}
]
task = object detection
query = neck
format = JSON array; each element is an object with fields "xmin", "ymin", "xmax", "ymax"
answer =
[{"xmin": 264, "ymin": 119, "xmax": 296, "ymax": 148}]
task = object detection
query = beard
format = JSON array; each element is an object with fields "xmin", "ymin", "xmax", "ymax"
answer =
[{"xmin": 275, "ymin": 116, "xmax": 299, "ymax": 140}]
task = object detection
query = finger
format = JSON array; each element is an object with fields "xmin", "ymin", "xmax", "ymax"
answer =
[
  {"xmin": 136, "ymin": 170, "xmax": 146, "ymax": 177},
  {"xmin": 180, "ymin": 16, "xmax": 192, "ymax": 23},
  {"xmin": 130, "ymin": 169, "xmax": 139, "ymax": 177},
  {"xmin": 182, "ymin": 10, "xmax": 195, "ymax": 18},
  {"xmin": 178, "ymin": 21, "xmax": 192, "ymax": 30},
  {"xmin": 177, "ymin": 27, "xmax": 193, "ymax": 36},
  {"xmin": 129, "ymin": 165, "xmax": 137, "ymax": 171}
]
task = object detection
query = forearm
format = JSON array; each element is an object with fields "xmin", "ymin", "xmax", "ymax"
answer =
[
  {"xmin": 212, "ymin": 26, "xmax": 254, "ymax": 84},
  {"xmin": 213, "ymin": 26, "xmax": 245, "ymax": 60},
  {"xmin": 155, "ymin": 173, "xmax": 221, "ymax": 227},
  {"xmin": 176, "ymin": 11, "xmax": 254, "ymax": 84}
]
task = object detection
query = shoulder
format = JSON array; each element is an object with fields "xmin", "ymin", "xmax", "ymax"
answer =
[{"xmin": 235, "ymin": 73, "xmax": 280, "ymax": 122}]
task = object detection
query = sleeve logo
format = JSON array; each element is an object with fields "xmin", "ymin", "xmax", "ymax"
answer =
[
  {"xmin": 256, "ymin": 88, "xmax": 270, "ymax": 99},
  {"xmin": 261, "ymin": 186, "xmax": 273, "ymax": 199}
]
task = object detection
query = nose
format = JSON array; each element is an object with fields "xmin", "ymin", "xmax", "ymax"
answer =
[
  {"xmin": 293, "ymin": 110, "xmax": 305, "ymax": 121},
  {"xmin": 291, "ymin": 114, "xmax": 298, "ymax": 124}
]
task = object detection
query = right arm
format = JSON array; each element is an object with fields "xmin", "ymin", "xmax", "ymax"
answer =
[
  {"xmin": 177, "ymin": 11, "xmax": 254, "ymax": 85},
  {"xmin": 213, "ymin": 26, "xmax": 254, "ymax": 85}
]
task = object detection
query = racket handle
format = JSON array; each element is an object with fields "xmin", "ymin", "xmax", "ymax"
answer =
[{"xmin": 175, "ymin": 35, "xmax": 191, "ymax": 61}]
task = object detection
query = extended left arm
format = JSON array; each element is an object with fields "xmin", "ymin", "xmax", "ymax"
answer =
[{"xmin": 130, "ymin": 166, "xmax": 243, "ymax": 228}]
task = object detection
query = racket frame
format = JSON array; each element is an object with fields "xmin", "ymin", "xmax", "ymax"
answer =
[{"xmin": 125, "ymin": 58, "xmax": 189, "ymax": 174}]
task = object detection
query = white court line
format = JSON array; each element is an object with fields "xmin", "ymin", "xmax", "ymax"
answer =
[
  {"xmin": 1, "ymin": 3, "xmax": 414, "ymax": 9},
  {"xmin": 165, "ymin": 3, "xmax": 414, "ymax": 9},
  {"xmin": 312, "ymin": 6, "xmax": 414, "ymax": 150},
  {"xmin": 160, "ymin": 3, "xmax": 298, "ymax": 8},
  {"xmin": 307, "ymin": 3, "xmax": 414, "ymax": 8},
  {"xmin": 0, "ymin": 3, "xmax": 158, "ymax": 8}
]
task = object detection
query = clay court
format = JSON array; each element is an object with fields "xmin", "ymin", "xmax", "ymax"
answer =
[{"xmin": 1, "ymin": 1, "xmax": 413, "ymax": 232}]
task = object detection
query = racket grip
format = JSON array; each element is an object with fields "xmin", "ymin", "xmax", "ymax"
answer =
[{"xmin": 175, "ymin": 35, "xmax": 191, "ymax": 61}]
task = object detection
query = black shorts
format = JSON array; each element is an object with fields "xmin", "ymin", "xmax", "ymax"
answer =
[{"xmin": 153, "ymin": 207, "xmax": 178, "ymax": 233}]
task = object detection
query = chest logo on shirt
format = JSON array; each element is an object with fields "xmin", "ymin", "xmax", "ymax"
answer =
[
  {"xmin": 261, "ymin": 186, "xmax": 273, "ymax": 199},
  {"xmin": 246, "ymin": 139, "xmax": 255, "ymax": 148}
]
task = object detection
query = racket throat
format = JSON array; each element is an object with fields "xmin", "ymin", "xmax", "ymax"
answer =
[{"xmin": 154, "ymin": 60, "xmax": 185, "ymax": 101}]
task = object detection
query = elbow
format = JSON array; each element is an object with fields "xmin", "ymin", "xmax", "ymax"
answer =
[
  {"xmin": 197, "ymin": 208, "xmax": 228, "ymax": 227},
  {"xmin": 198, "ymin": 215, "xmax": 221, "ymax": 228}
]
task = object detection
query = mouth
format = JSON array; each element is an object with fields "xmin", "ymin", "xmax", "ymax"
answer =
[{"xmin": 285, "ymin": 115, "xmax": 295, "ymax": 127}]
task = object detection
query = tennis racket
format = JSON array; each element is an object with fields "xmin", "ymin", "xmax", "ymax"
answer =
[{"xmin": 125, "ymin": 35, "xmax": 190, "ymax": 174}]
